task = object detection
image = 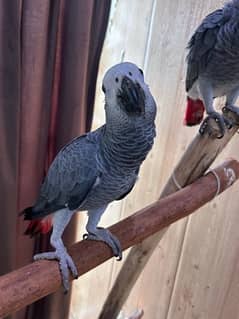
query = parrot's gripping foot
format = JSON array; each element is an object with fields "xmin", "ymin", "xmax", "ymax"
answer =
[
  {"xmin": 223, "ymin": 104, "xmax": 239, "ymax": 115},
  {"xmin": 199, "ymin": 111, "xmax": 232, "ymax": 138},
  {"xmin": 83, "ymin": 227, "xmax": 122, "ymax": 260},
  {"xmin": 34, "ymin": 247, "xmax": 78, "ymax": 293},
  {"xmin": 223, "ymin": 105, "xmax": 239, "ymax": 125}
]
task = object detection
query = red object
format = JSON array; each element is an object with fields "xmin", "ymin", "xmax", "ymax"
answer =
[
  {"xmin": 184, "ymin": 97, "xmax": 205, "ymax": 126},
  {"xmin": 24, "ymin": 217, "xmax": 52, "ymax": 237}
]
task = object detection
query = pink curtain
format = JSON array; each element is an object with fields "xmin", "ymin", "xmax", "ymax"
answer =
[{"xmin": 0, "ymin": 1, "xmax": 111, "ymax": 318}]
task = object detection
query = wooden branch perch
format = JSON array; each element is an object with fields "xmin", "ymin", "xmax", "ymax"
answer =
[
  {"xmin": 0, "ymin": 159, "xmax": 239, "ymax": 317},
  {"xmin": 99, "ymin": 110, "xmax": 239, "ymax": 319}
]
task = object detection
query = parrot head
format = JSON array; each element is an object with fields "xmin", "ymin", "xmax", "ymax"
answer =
[
  {"xmin": 184, "ymin": 96, "xmax": 205, "ymax": 126},
  {"xmin": 102, "ymin": 62, "xmax": 156, "ymax": 123}
]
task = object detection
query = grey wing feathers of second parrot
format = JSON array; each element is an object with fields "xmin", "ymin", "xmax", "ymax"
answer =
[
  {"xmin": 32, "ymin": 128, "xmax": 103, "ymax": 217},
  {"xmin": 186, "ymin": 9, "xmax": 227, "ymax": 92}
]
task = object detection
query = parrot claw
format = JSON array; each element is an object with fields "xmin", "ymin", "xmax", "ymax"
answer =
[
  {"xmin": 223, "ymin": 104, "xmax": 239, "ymax": 115},
  {"xmin": 83, "ymin": 227, "xmax": 122, "ymax": 260},
  {"xmin": 223, "ymin": 105, "xmax": 239, "ymax": 125},
  {"xmin": 199, "ymin": 111, "xmax": 232, "ymax": 138},
  {"xmin": 34, "ymin": 248, "xmax": 78, "ymax": 293}
]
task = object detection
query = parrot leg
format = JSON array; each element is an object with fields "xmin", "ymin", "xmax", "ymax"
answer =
[
  {"xmin": 83, "ymin": 206, "xmax": 122, "ymax": 260},
  {"xmin": 198, "ymin": 78, "xmax": 231, "ymax": 138},
  {"xmin": 34, "ymin": 208, "xmax": 78, "ymax": 292},
  {"xmin": 223, "ymin": 87, "xmax": 239, "ymax": 123}
]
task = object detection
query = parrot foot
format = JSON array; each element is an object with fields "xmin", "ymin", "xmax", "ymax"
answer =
[
  {"xmin": 83, "ymin": 227, "xmax": 122, "ymax": 260},
  {"xmin": 199, "ymin": 111, "xmax": 232, "ymax": 138},
  {"xmin": 223, "ymin": 104, "xmax": 239, "ymax": 115},
  {"xmin": 223, "ymin": 105, "xmax": 239, "ymax": 125},
  {"xmin": 34, "ymin": 247, "xmax": 78, "ymax": 293}
]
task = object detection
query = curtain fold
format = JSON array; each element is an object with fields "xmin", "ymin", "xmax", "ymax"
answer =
[
  {"xmin": 0, "ymin": 1, "xmax": 111, "ymax": 318},
  {"xmin": 0, "ymin": 0, "xmax": 21, "ymax": 276}
]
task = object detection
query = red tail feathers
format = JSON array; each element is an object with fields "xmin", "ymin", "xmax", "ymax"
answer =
[
  {"xmin": 184, "ymin": 97, "xmax": 205, "ymax": 126},
  {"xmin": 24, "ymin": 216, "xmax": 52, "ymax": 237}
]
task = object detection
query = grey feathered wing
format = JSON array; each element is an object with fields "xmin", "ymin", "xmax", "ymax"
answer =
[
  {"xmin": 186, "ymin": 8, "xmax": 227, "ymax": 92},
  {"xmin": 24, "ymin": 130, "xmax": 102, "ymax": 220}
]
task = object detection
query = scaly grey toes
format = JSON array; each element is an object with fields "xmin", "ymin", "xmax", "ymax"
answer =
[
  {"xmin": 223, "ymin": 104, "xmax": 239, "ymax": 115},
  {"xmin": 223, "ymin": 105, "xmax": 239, "ymax": 125},
  {"xmin": 34, "ymin": 249, "xmax": 78, "ymax": 292},
  {"xmin": 199, "ymin": 111, "xmax": 230, "ymax": 138},
  {"xmin": 83, "ymin": 227, "xmax": 122, "ymax": 260}
]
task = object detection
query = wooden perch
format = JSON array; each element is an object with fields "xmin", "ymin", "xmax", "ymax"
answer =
[
  {"xmin": 0, "ymin": 159, "xmax": 239, "ymax": 317},
  {"xmin": 99, "ymin": 110, "xmax": 239, "ymax": 319}
]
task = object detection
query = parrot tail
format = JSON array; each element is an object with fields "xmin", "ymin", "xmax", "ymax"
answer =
[
  {"xmin": 184, "ymin": 97, "xmax": 205, "ymax": 126},
  {"xmin": 24, "ymin": 216, "xmax": 53, "ymax": 237},
  {"xmin": 20, "ymin": 206, "xmax": 53, "ymax": 237}
]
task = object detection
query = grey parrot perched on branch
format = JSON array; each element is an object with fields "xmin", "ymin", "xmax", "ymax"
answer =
[
  {"xmin": 184, "ymin": 0, "xmax": 239, "ymax": 138},
  {"xmin": 21, "ymin": 62, "xmax": 157, "ymax": 291}
]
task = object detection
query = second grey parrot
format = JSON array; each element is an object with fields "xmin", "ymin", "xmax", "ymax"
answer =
[
  {"xmin": 21, "ymin": 62, "xmax": 157, "ymax": 291},
  {"xmin": 185, "ymin": 0, "xmax": 239, "ymax": 137}
]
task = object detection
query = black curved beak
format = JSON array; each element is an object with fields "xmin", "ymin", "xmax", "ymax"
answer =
[{"xmin": 117, "ymin": 76, "xmax": 145, "ymax": 115}]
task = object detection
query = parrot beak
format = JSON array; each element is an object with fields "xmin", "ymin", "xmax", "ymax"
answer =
[{"xmin": 117, "ymin": 76, "xmax": 145, "ymax": 115}]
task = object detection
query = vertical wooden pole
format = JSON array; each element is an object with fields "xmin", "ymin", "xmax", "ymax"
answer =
[{"xmin": 99, "ymin": 110, "xmax": 239, "ymax": 319}]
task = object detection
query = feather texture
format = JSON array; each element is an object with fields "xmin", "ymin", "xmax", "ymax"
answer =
[{"xmin": 186, "ymin": 0, "xmax": 239, "ymax": 95}]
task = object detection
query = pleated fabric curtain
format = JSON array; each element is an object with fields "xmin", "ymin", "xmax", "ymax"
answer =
[{"xmin": 0, "ymin": 1, "xmax": 111, "ymax": 318}]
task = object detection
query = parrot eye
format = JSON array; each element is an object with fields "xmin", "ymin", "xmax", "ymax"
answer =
[
  {"xmin": 115, "ymin": 77, "xmax": 119, "ymax": 83},
  {"xmin": 138, "ymin": 68, "xmax": 144, "ymax": 76},
  {"xmin": 102, "ymin": 85, "xmax": 106, "ymax": 93},
  {"xmin": 128, "ymin": 72, "xmax": 132, "ymax": 76}
]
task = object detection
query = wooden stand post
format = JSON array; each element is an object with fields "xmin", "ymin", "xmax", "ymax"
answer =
[{"xmin": 99, "ymin": 110, "xmax": 239, "ymax": 319}]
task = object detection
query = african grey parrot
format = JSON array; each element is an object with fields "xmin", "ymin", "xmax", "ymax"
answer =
[
  {"xmin": 184, "ymin": 0, "xmax": 239, "ymax": 138},
  {"xmin": 21, "ymin": 62, "xmax": 157, "ymax": 291}
]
